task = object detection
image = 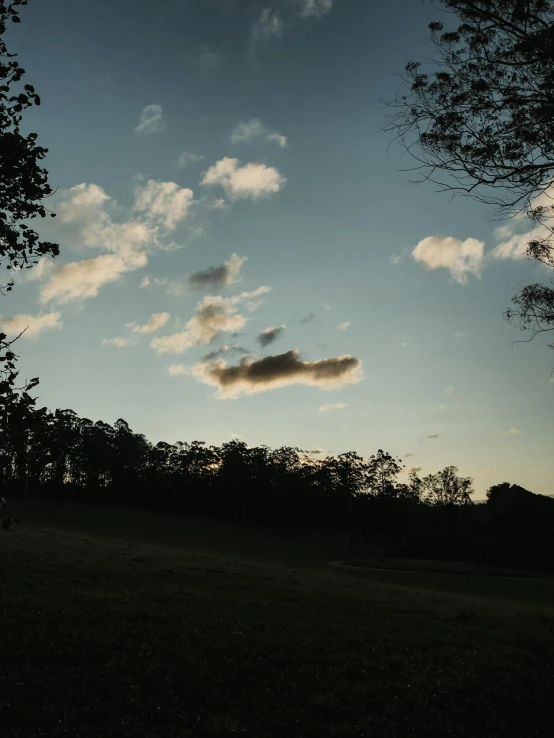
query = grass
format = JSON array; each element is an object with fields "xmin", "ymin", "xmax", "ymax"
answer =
[{"xmin": 1, "ymin": 506, "xmax": 554, "ymax": 737}]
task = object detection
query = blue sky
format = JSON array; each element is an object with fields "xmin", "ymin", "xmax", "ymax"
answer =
[{"xmin": 3, "ymin": 0, "xmax": 553, "ymax": 498}]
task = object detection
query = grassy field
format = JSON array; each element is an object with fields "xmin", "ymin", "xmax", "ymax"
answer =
[{"xmin": 1, "ymin": 506, "xmax": 554, "ymax": 737}]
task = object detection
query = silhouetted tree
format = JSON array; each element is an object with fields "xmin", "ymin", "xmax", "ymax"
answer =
[
  {"xmin": 388, "ymin": 0, "xmax": 554, "ymax": 346},
  {"xmin": 422, "ymin": 466, "xmax": 474, "ymax": 506},
  {"xmin": 0, "ymin": 1, "xmax": 59, "ymax": 480}
]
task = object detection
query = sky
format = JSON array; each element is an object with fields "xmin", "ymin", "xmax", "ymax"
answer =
[{"xmin": 3, "ymin": 0, "xmax": 554, "ymax": 499}]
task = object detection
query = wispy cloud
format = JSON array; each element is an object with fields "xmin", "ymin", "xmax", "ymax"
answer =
[
  {"xmin": 198, "ymin": 49, "xmax": 219, "ymax": 70},
  {"xmin": 192, "ymin": 349, "xmax": 363, "ymax": 398},
  {"xmin": 252, "ymin": 7, "xmax": 284, "ymax": 40},
  {"xmin": 176, "ymin": 151, "xmax": 204, "ymax": 169},
  {"xmin": 201, "ymin": 157, "xmax": 286, "ymax": 201},
  {"xmin": 298, "ymin": 0, "xmax": 335, "ymax": 18},
  {"xmin": 127, "ymin": 312, "xmax": 170, "ymax": 334},
  {"xmin": 135, "ymin": 104, "xmax": 166, "ymax": 135},
  {"xmin": 499, "ymin": 427, "xmax": 523, "ymax": 436},
  {"xmin": 444, "ymin": 386, "xmax": 454, "ymax": 395},
  {"xmin": 408, "ymin": 466, "xmax": 422, "ymax": 474},
  {"xmin": 258, "ymin": 325, "xmax": 285, "ymax": 347},
  {"xmin": 412, "ymin": 235, "xmax": 484, "ymax": 284},
  {"xmin": 133, "ymin": 179, "xmax": 194, "ymax": 230},
  {"xmin": 0, "ymin": 311, "xmax": 62, "ymax": 338},
  {"xmin": 426, "ymin": 434, "xmax": 439, "ymax": 440},
  {"xmin": 150, "ymin": 287, "xmax": 271, "ymax": 354},
  {"xmin": 318, "ymin": 402, "xmax": 347, "ymax": 413},
  {"xmin": 201, "ymin": 344, "xmax": 250, "ymax": 362},
  {"xmin": 101, "ymin": 337, "xmax": 137, "ymax": 348},
  {"xmin": 231, "ymin": 118, "xmax": 287, "ymax": 149},
  {"xmin": 337, "ymin": 321, "xmax": 350, "ymax": 331}
]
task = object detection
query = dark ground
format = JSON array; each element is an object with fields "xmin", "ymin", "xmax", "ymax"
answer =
[{"xmin": 1, "ymin": 502, "xmax": 554, "ymax": 737}]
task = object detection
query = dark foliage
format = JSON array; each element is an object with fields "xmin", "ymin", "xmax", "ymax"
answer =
[
  {"xmin": 2, "ymin": 404, "xmax": 553, "ymax": 571},
  {"xmin": 0, "ymin": 1, "xmax": 59, "ymax": 457},
  {"xmin": 388, "ymin": 0, "xmax": 554, "ymax": 346}
]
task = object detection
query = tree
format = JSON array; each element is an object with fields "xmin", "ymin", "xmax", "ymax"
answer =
[
  {"xmin": 365, "ymin": 449, "xmax": 403, "ymax": 497},
  {"xmin": 389, "ymin": 0, "xmax": 554, "ymax": 346},
  {"xmin": 422, "ymin": 466, "xmax": 474, "ymax": 505},
  {"xmin": 0, "ymin": 0, "xmax": 59, "ymax": 462}
]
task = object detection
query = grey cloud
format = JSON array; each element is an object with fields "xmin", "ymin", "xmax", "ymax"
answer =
[
  {"xmin": 189, "ymin": 254, "xmax": 247, "ymax": 289},
  {"xmin": 201, "ymin": 344, "xmax": 250, "ymax": 362},
  {"xmin": 258, "ymin": 325, "xmax": 285, "ymax": 347},
  {"xmin": 299, "ymin": 313, "xmax": 316, "ymax": 324},
  {"xmin": 427, "ymin": 434, "xmax": 439, "ymax": 440},
  {"xmin": 408, "ymin": 466, "xmax": 422, "ymax": 474},
  {"xmin": 193, "ymin": 348, "xmax": 363, "ymax": 397}
]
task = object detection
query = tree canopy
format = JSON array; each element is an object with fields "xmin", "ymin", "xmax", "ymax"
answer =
[
  {"xmin": 0, "ymin": 0, "xmax": 59, "ymax": 450},
  {"xmin": 389, "ymin": 0, "xmax": 554, "ymax": 346}
]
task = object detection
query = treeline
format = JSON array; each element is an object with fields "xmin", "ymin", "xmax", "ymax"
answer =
[{"xmin": 1, "ymin": 407, "xmax": 553, "ymax": 571}]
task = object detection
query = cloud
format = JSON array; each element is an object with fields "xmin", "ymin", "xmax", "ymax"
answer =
[
  {"xmin": 455, "ymin": 332, "xmax": 467, "ymax": 338},
  {"xmin": 192, "ymin": 349, "xmax": 363, "ymax": 398},
  {"xmin": 167, "ymin": 363, "xmax": 190, "ymax": 376},
  {"xmin": 252, "ymin": 7, "xmax": 284, "ymax": 39},
  {"xmin": 298, "ymin": 0, "xmax": 335, "ymax": 18},
  {"xmin": 412, "ymin": 235, "xmax": 484, "ymax": 284},
  {"xmin": 231, "ymin": 118, "xmax": 287, "ymax": 149},
  {"xmin": 135, "ymin": 104, "xmax": 166, "ymax": 135},
  {"xmin": 128, "ymin": 312, "xmax": 170, "ymax": 334},
  {"xmin": 176, "ymin": 151, "xmax": 204, "ymax": 169},
  {"xmin": 318, "ymin": 402, "xmax": 347, "ymax": 413},
  {"xmin": 142, "ymin": 254, "xmax": 248, "ymax": 296},
  {"xmin": 390, "ymin": 254, "xmax": 402, "ymax": 265},
  {"xmin": 198, "ymin": 50, "xmax": 219, "ymax": 70},
  {"xmin": 444, "ymin": 386, "xmax": 454, "ymax": 395},
  {"xmin": 404, "ymin": 453, "xmax": 415, "ymax": 458},
  {"xmin": 499, "ymin": 427, "xmax": 523, "ymax": 435},
  {"xmin": 0, "ymin": 311, "xmax": 62, "ymax": 338},
  {"xmin": 101, "ymin": 337, "xmax": 137, "ymax": 348},
  {"xmin": 150, "ymin": 286, "xmax": 271, "ymax": 354},
  {"xmin": 408, "ymin": 466, "xmax": 422, "ymax": 474},
  {"xmin": 189, "ymin": 254, "xmax": 247, "ymax": 289},
  {"xmin": 201, "ymin": 344, "xmax": 250, "ymax": 362},
  {"xmin": 258, "ymin": 325, "xmax": 285, "ymax": 346},
  {"xmin": 337, "ymin": 321, "xmax": 350, "ymax": 331},
  {"xmin": 427, "ymin": 434, "xmax": 439, "ymax": 440},
  {"xmin": 299, "ymin": 313, "xmax": 316, "ymax": 324},
  {"xmin": 36, "ymin": 179, "xmax": 195, "ymax": 304},
  {"xmin": 39, "ymin": 251, "xmax": 148, "ymax": 304},
  {"xmin": 133, "ymin": 179, "xmax": 194, "ymax": 230},
  {"xmin": 201, "ymin": 157, "xmax": 286, "ymax": 201},
  {"xmin": 323, "ymin": 303, "xmax": 332, "ymax": 311}
]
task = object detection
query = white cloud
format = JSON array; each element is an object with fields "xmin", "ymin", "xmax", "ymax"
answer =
[
  {"xmin": 0, "ymin": 311, "xmax": 62, "ymax": 338},
  {"xmin": 39, "ymin": 251, "xmax": 148, "ymax": 304},
  {"xmin": 101, "ymin": 337, "xmax": 137, "ymax": 348},
  {"xmin": 318, "ymin": 402, "xmax": 347, "ymax": 413},
  {"xmin": 128, "ymin": 312, "xmax": 170, "ymax": 334},
  {"xmin": 455, "ymin": 332, "xmax": 467, "ymax": 338},
  {"xmin": 135, "ymin": 104, "xmax": 166, "ymax": 135},
  {"xmin": 412, "ymin": 235, "xmax": 484, "ymax": 284},
  {"xmin": 133, "ymin": 179, "xmax": 194, "ymax": 230},
  {"xmin": 167, "ymin": 363, "xmax": 191, "ymax": 376},
  {"xmin": 150, "ymin": 286, "xmax": 271, "ymax": 354},
  {"xmin": 323, "ymin": 302, "xmax": 332, "ymax": 311},
  {"xmin": 499, "ymin": 427, "xmax": 523, "ymax": 435},
  {"xmin": 231, "ymin": 118, "xmax": 288, "ymax": 148},
  {"xmin": 201, "ymin": 157, "xmax": 286, "ymax": 201},
  {"xmin": 252, "ymin": 7, "xmax": 284, "ymax": 39},
  {"xmin": 176, "ymin": 151, "xmax": 204, "ymax": 169},
  {"xmin": 337, "ymin": 321, "xmax": 350, "ymax": 331},
  {"xmin": 36, "ymin": 179, "xmax": 194, "ymax": 304},
  {"xmin": 390, "ymin": 254, "xmax": 402, "ymax": 265},
  {"xmin": 298, "ymin": 0, "xmax": 335, "ymax": 18}
]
